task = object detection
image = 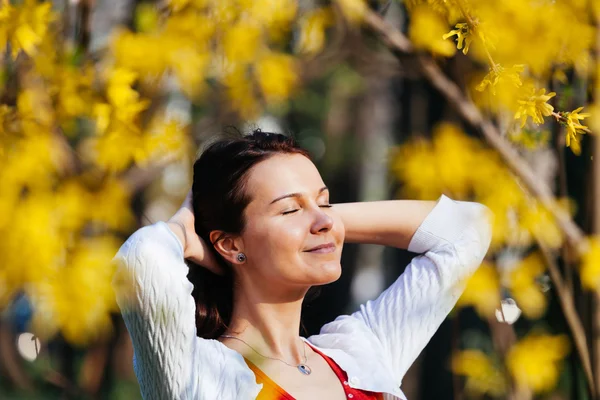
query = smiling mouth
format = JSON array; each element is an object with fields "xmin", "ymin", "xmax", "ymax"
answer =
[{"xmin": 304, "ymin": 243, "xmax": 336, "ymax": 253}]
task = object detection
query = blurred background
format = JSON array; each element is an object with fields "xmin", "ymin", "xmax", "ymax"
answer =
[{"xmin": 0, "ymin": 0, "xmax": 599, "ymax": 399}]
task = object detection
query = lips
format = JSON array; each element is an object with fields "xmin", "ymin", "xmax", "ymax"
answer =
[{"xmin": 304, "ymin": 242, "xmax": 336, "ymax": 253}]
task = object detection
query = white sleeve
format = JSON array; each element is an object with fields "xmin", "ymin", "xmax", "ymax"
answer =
[
  {"xmin": 349, "ymin": 195, "xmax": 493, "ymax": 382},
  {"xmin": 112, "ymin": 221, "xmax": 197, "ymax": 400}
]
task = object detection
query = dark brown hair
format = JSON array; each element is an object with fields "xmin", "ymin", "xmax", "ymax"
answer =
[{"xmin": 189, "ymin": 129, "xmax": 310, "ymax": 339}]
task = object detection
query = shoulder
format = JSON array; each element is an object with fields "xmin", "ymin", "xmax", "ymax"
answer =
[
  {"xmin": 307, "ymin": 317, "xmax": 404, "ymax": 394},
  {"xmin": 310, "ymin": 315, "xmax": 388, "ymax": 360}
]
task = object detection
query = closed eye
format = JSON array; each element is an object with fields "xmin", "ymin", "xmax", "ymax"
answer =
[{"xmin": 282, "ymin": 205, "xmax": 331, "ymax": 215}]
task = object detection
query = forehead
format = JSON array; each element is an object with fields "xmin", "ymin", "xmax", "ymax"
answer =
[{"xmin": 244, "ymin": 153, "xmax": 324, "ymax": 203}]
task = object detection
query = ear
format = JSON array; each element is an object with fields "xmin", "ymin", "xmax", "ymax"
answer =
[{"xmin": 209, "ymin": 230, "xmax": 245, "ymax": 265}]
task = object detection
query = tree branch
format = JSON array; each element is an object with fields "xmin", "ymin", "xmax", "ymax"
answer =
[
  {"xmin": 537, "ymin": 240, "xmax": 595, "ymax": 395},
  {"xmin": 363, "ymin": 10, "xmax": 588, "ymax": 254}
]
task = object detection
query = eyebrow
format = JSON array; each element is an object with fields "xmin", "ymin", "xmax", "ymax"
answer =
[{"xmin": 269, "ymin": 186, "xmax": 329, "ymax": 205}]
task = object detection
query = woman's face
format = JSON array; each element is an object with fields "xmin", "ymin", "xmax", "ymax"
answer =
[{"xmin": 237, "ymin": 153, "xmax": 344, "ymax": 291}]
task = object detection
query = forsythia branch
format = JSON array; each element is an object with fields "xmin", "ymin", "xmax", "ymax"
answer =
[
  {"xmin": 537, "ymin": 238, "xmax": 594, "ymax": 395},
  {"xmin": 364, "ymin": 9, "xmax": 588, "ymax": 254}
]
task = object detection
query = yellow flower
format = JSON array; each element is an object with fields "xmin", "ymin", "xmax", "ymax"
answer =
[
  {"xmin": 239, "ymin": 0, "xmax": 297, "ymax": 40},
  {"xmin": 89, "ymin": 130, "xmax": 146, "ymax": 172},
  {"xmin": 391, "ymin": 122, "xmax": 501, "ymax": 202},
  {"xmin": 507, "ymin": 252, "xmax": 547, "ymax": 319},
  {"xmin": 242, "ymin": 0, "xmax": 297, "ymax": 25},
  {"xmin": 431, "ymin": 123, "xmax": 479, "ymax": 198},
  {"xmin": 3, "ymin": 133, "xmax": 63, "ymax": 188},
  {"xmin": 144, "ymin": 118, "xmax": 191, "ymax": 161},
  {"xmin": 167, "ymin": 0, "xmax": 206, "ymax": 12},
  {"xmin": 470, "ymin": 0, "xmax": 592, "ymax": 75},
  {"xmin": 456, "ymin": 262, "xmax": 501, "ymax": 317},
  {"xmin": 296, "ymin": 8, "xmax": 334, "ymax": 55},
  {"xmin": 223, "ymin": 65, "xmax": 259, "ymax": 118},
  {"xmin": 0, "ymin": 3, "xmax": 15, "ymax": 52},
  {"xmin": 9, "ymin": 0, "xmax": 55, "ymax": 58},
  {"xmin": 17, "ymin": 86, "xmax": 54, "ymax": 128},
  {"xmin": 89, "ymin": 179, "xmax": 135, "ymax": 231},
  {"xmin": 519, "ymin": 201, "xmax": 565, "ymax": 250},
  {"xmin": 335, "ymin": 0, "xmax": 367, "ymax": 24},
  {"xmin": 115, "ymin": 23, "xmax": 211, "ymax": 97},
  {"xmin": 452, "ymin": 350, "xmax": 507, "ymax": 397},
  {"xmin": 410, "ymin": 6, "xmax": 456, "ymax": 57},
  {"xmin": 559, "ymin": 107, "xmax": 591, "ymax": 156},
  {"xmin": 113, "ymin": 30, "xmax": 169, "ymax": 78},
  {"xmin": 443, "ymin": 22, "xmax": 472, "ymax": 55},
  {"xmin": 580, "ymin": 236, "xmax": 600, "ymax": 292},
  {"xmin": 209, "ymin": 0, "xmax": 237, "ymax": 27},
  {"xmin": 28, "ymin": 237, "xmax": 120, "ymax": 345},
  {"xmin": 506, "ymin": 334, "xmax": 570, "ymax": 393},
  {"xmin": 169, "ymin": 45, "xmax": 210, "ymax": 98},
  {"xmin": 1, "ymin": 192, "xmax": 64, "ymax": 288},
  {"xmin": 164, "ymin": 10, "xmax": 215, "ymax": 42},
  {"xmin": 587, "ymin": 102, "xmax": 600, "ymax": 134},
  {"xmin": 92, "ymin": 102, "xmax": 112, "ymax": 135},
  {"xmin": 476, "ymin": 64, "xmax": 525, "ymax": 94},
  {"xmin": 514, "ymin": 87, "xmax": 556, "ymax": 127},
  {"xmin": 51, "ymin": 65, "xmax": 95, "ymax": 126},
  {"xmin": 106, "ymin": 68, "xmax": 148, "ymax": 113},
  {"xmin": 476, "ymin": 173, "xmax": 528, "ymax": 249},
  {"xmin": 255, "ymin": 52, "xmax": 298, "ymax": 104},
  {"xmin": 0, "ymin": 179, "xmax": 18, "ymax": 230},
  {"xmin": 469, "ymin": 71, "xmax": 522, "ymax": 115},
  {"xmin": 404, "ymin": 0, "xmax": 462, "ymax": 22},
  {"xmin": 394, "ymin": 122, "xmax": 533, "ymax": 250},
  {"xmin": 553, "ymin": 69, "xmax": 569, "ymax": 84},
  {"xmin": 168, "ymin": 0, "xmax": 190, "ymax": 12},
  {"xmin": 223, "ymin": 22, "xmax": 263, "ymax": 64},
  {"xmin": 55, "ymin": 180, "xmax": 93, "ymax": 232},
  {"xmin": 594, "ymin": 0, "xmax": 600, "ymax": 20},
  {"xmin": 91, "ymin": 68, "xmax": 149, "ymax": 169},
  {"xmin": 390, "ymin": 140, "xmax": 442, "ymax": 200},
  {"xmin": 135, "ymin": 3, "xmax": 159, "ymax": 33}
]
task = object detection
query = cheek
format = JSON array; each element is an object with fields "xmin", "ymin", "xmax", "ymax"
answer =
[{"xmin": 245, "ymin": 220, "xmax": 306, "ymax": 259}]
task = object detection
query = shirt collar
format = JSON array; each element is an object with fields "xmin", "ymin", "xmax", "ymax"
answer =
[{"xmin": 303, "ymin": 337, "xmax": 406, "ymax": 400}]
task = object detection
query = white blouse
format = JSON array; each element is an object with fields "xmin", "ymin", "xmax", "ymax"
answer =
[{"xmin": 112, "ymin": 194, "xmax": 492, "ymax": 400}]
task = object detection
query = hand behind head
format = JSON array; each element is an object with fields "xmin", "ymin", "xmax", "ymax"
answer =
[{"xmin": 169, "ymin": 190, "xmax": 223, "ymax": 275}]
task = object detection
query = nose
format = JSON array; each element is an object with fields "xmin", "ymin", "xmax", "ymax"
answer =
[{"xmin": 310, "ymin": 207, "xmax": 333, "ymax": 234}]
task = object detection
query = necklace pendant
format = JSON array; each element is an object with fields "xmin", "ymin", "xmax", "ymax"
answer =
[{"xmin": 297, "ymin": 364, "xmax": 311, "ymax": 375}]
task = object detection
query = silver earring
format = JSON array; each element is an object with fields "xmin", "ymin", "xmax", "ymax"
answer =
[{"xmin": 236, "ymin": 253, "xmax": 246, "ymax": 263}]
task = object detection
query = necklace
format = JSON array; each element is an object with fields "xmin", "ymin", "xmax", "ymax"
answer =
[{"xmin": 220, "ymin": 335, "xmax": 312, "ymax": 375}]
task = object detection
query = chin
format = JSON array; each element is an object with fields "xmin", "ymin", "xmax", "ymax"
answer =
[{"xmin": 314, "ymin": 261, "xmax": 342, "ymax": 284}]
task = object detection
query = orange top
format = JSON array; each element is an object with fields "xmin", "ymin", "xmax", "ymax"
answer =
[{"xmin": 245, "ymin": 343, "xmax": 383, "ymax": 400}]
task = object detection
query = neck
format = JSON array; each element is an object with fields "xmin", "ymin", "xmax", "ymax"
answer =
[{"xmin": 224, "ymin": 279, "xmax": 308, "ymax": 363}]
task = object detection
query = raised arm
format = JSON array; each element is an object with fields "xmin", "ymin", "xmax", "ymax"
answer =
[
  {"xmin": 112, "ymin": 222, "xmax": 198, "ymax": 399},
  {"xmin": 334, "ymin": 198, "xmax": 438, "ymax": 249},
  {"xmin": 322, "ymin": 195, "xmax": 493, "ymax": 383},
  {"xmin": 111, "ymin": 192, "xmax": 220, "ymax": 399}
]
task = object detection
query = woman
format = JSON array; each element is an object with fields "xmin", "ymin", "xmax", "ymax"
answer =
[{"xmin": 112, "ymin": 130, "xmax": 492, "ymax": 400}]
